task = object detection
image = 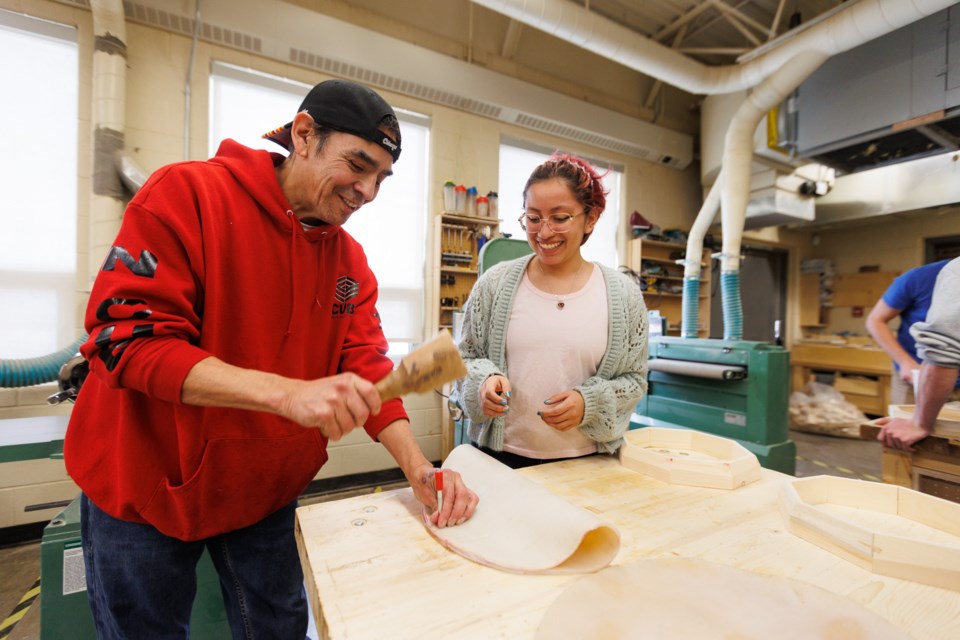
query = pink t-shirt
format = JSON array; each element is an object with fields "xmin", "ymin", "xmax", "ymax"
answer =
[{"xmin": 502, "ymin": 264, "xmax": 608, "ymax": 458}]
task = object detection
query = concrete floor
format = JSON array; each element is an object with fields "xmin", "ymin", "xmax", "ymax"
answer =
[
  {"xmin": 0, "ymin": 432, "xmax": 881, "ymax": 639},
  {"xmin": 791, "ymin": 428, "xmax": 883, "ymax": 482}
]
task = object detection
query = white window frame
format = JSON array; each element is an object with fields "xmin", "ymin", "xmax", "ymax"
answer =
[
  {"xmin": 498, "ymin": 137, "xmax": 624, "ymax": 269},
  {"xmin": 0, "ymin": 10, "xmax": 78, "ymax": 359},
  {"xmin": 209, "ymin": 63, "xmax": 430, "ymax": 356}
]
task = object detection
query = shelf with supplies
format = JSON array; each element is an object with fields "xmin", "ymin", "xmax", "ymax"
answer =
[
  {"xmin": 433, "ymin": 212, "xmax": 499, "ymax": 333},
  {"xmin": 627, "ymin": 238, "xmax": 712, "ymax": 337}
]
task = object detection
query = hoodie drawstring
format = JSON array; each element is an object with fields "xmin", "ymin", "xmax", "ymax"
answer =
[{"xmin": 285, "ymin": 210, "xmax": 297, "ymax": 337}]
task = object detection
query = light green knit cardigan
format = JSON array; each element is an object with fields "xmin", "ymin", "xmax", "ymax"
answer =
[{"xmin": 453, "ymin": 255, "xmax": 648, "ymax": 454}]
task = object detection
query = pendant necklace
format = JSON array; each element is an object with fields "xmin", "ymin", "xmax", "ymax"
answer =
[{"xmin": 537, "ymin": 259, "xmax": 585, "ymax": 310}]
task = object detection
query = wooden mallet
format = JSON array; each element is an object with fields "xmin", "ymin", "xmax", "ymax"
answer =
[{"xmin": 375, "ymin": 330, "xmax": 468, "ymax": 402}]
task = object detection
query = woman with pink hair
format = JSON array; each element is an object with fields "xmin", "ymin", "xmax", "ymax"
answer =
[{"xmin": 454, "ymin": 153, "xmax": 649, "ymax": 469}]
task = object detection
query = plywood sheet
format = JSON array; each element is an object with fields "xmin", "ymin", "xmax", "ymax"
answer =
[
  {"xmin": 425, "ymin": 445, "xmax": 620, "ymax": 574},
  {"xmin": 296, "ymin": 455, "xmax": 960, "ymax": 639},
  {"xmin": 536, "ymin": 558, "xmax": 910, "ymax": 639}
]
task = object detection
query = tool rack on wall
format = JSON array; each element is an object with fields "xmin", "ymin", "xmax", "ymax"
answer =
[
  {"xmin": 433, "ymin": 212, "xmax": 499, "ymax": 333},
  {"xmin": 628, "ymin": 238, "xmax": 712, "ymax": 337}
]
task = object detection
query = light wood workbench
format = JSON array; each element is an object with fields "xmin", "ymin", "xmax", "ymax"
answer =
[
  {"xmin": 296, "ymin": 456, "xmax": 960, "ymax": 640},
  {"xmin": 862, "ymin": 423, "xmax": 960, "ymax": 503},
  {"xmin": 791, "ymin": 342, "xmax": 892, "ymax": 415}
]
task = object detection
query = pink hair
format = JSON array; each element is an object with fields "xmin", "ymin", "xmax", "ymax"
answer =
[
  {"xmin": 522, "ymin": 153, "xmax": 609, "ymax": 244},
  {"xmin": 522, "ymin": 152, "xmax": 609, "ymax": 216}
]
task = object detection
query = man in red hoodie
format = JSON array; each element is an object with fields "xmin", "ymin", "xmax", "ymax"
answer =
[{"xmin": 65, "ymin": 79, "xmax": 478, "ymax": 638}]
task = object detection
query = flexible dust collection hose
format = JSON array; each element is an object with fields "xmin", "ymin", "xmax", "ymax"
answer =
[
  {"xmin": 721, "ymin": 271, "xmax": 743, "ymax": 341},
  {"xmin": 680, "ymin": 277, "xmax": 700, "ymax": 339},
  {"xmin": 0, "ymin": 334, "xmax": 87, "ymax": 388}
]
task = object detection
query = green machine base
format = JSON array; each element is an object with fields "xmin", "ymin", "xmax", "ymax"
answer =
[
  {"xmin": 40, "ymin": 496, "xmax": 231, "ymax": 639},
  {"xmin": 633, "ymin": 337, "xmax": 796, "ymax": 475}
]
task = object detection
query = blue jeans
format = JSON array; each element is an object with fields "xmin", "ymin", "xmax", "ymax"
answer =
[{"xmin": 81, "ymin": 494, "xmax": 308, "ymax": 639}]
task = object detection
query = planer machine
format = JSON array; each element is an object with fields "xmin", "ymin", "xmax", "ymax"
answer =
[{"xmin": 632, "ymin": 336, "xmax": 796, "ymax": 475}]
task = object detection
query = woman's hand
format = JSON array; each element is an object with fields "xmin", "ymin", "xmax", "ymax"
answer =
[
  {"xmin": 538, "ymin": 390, "xmax": 584, "ymax": 432},
  {"xmin": 480, "ymin": 374, "xmax": 512, "ymax": 418}
]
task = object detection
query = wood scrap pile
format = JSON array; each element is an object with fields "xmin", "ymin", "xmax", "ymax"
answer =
[{"xmin": 789, "ymin": 381, "xmax": 866, "ymax": 438}]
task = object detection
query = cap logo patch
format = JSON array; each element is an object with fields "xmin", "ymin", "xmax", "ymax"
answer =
[{"xmin": 380, "ymin": 137, "xmax": 398, "ymax": 151}]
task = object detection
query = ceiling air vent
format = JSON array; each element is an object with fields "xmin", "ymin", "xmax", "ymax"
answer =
[
  {"xmin": 123, "ymin": 1, "xmax": 261, "ymax": 54},
  {"xmin": 290, "ymin": 48, "xmax": 504, "ymax": 121},
  {"xmin": 63, "ymin": 0, "xmax": 693, "ymax": 169},
  {"xmin": 514, "ymin": 113, "xmax": 656, "ymax": 161}
]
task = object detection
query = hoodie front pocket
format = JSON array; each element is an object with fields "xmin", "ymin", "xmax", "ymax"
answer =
[{"xmin": 140, "ymin": 429, "xmax": 325, "ymax": 541}]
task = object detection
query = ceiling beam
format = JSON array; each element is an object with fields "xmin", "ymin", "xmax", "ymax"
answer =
[
  {"xmin": 501, "ymin": 18, "xmax": 523, "ymax": 59},
  {"xmin": 710, "ymin": 0, "xmax": 769, "ymax": 36},
  {"xmin": 678, "ymin": 46, "xmax": 751, "ymax": 54},
  {"xmin": 709, "ymin": 0, "xmax": 762, "ymax": 46},
  {"xmin": 653, "ymin": 0, "xmax": 714, "ymax": 43},
  {"xmin": 684, "ymin": 0, "xmax": 762, "ymax": 43},
  {"xmin": 917, "ymin": 124, "xmax": 960, "ymax": 151},
  {"xmin": 645, "ymin": 23, "xmax": 687, "ymax": 109},
  {"xmin": 768, "ymin": 0, "xmax": 787, "ymax": 41}
]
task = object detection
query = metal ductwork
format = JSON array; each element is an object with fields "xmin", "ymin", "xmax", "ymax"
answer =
[
  {"xmin": 471, "ymin": 0, "xmax": 955, "ymax": 338},
  {"xmin": 470, "ymin": 0, "xmax": 958, "ymax": 95},
  {"xmin": 472, "ymin": 1, "xmax": 955, "ymax": 218},
  {"xmin": 474, "ymin": 0, "xmax": 960, "ymax": 231},
  {"xmin": 795, "ymin": 6, "xmax": 960, "ymax": 175},
  {"xmin": 89, "ymin": 0, "xmax": 127, "ymax": 290}
]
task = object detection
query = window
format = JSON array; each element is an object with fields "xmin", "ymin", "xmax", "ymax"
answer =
[
  {"xmin": 208, "ymin": 63, "xmax": 306, "ymax": 157},
  {"xmin": 498, "ymin": 139, "xmax": 623, "ymax": 269},
  {"xmin": 210, "ymin": 63, "xmax": 429, "ymax": 353},
  {"xmin": 0, "ymin": 11, "xmax": 78, "ymax": 359}
]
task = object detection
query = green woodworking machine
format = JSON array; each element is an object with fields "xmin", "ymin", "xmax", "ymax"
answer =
[
  {"xmin": 632, "ymin": 336, "xmax": 796, "ymax": 475},
  {"xmin": 40, "ymin": 497, "xmax": 230, "ymax": 639},
  {"xmin": 0, "ymin": 416, "xmax": 230, "ymax": 638}
]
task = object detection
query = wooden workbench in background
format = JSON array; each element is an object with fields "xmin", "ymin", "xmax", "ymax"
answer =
[
  {"xmin": 296, "ymin": 456, "xmax": 959, "ymax": 639},
  {"xmin": 862, "ymin": 422, "xmax": 960, "ymax": 504},
  {"xmin": 791, "ymin": 342, "xmax": 892, "ymax": 415}
]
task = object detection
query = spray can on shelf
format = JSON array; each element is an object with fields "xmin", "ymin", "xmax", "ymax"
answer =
[
  {"xmin": 476, "ymin": 196, "xmax": 489, "ymax": 218},
  {"xmin": 443, "ymin": 181, "xmax": 456, "ymax": 213},
  {"xmin": 486, "ymin": 191, "xmax": 498, "ymax": 219},
  {"xmin": 466, "ymin": 187, "xmax": 478, "ymax": 216}
]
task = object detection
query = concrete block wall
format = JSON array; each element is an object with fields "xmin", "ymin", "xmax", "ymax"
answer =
[{"xmin": 1, "ymin": 0, "xmax": 699, "ymax": 480}]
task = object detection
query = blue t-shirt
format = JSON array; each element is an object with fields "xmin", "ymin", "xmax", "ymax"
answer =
[{"xmin": 882, "ymin": 259, "xmax": 950, "ymax": 370}]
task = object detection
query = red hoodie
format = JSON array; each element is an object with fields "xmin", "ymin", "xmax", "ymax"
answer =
[{"xmin": 64, "ymin": 140, "xmax": 407, "ymax": 541}]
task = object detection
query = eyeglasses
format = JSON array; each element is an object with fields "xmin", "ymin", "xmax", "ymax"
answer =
[{"xmin": 518, "ymin": 211, "xmax": 584, "ymax": 233}]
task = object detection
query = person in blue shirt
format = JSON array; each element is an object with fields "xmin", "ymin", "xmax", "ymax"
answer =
[
  {"xmin": 866, "ymin": 259, "xmax": 960, "ymax": 404},
  {"xmin": 876, "ymin": 257, "xmax": 960, "ymax": 450}
]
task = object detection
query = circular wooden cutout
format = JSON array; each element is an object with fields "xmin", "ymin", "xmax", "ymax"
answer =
[{"xmin": 537, "ymin": 558, "xmax": 909, "ymax": 640}]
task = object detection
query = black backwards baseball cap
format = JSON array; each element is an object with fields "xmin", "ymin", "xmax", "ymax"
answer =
[{"xmin": 262, "ymin": 79, "xmax": 401, "ymax": 162}]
